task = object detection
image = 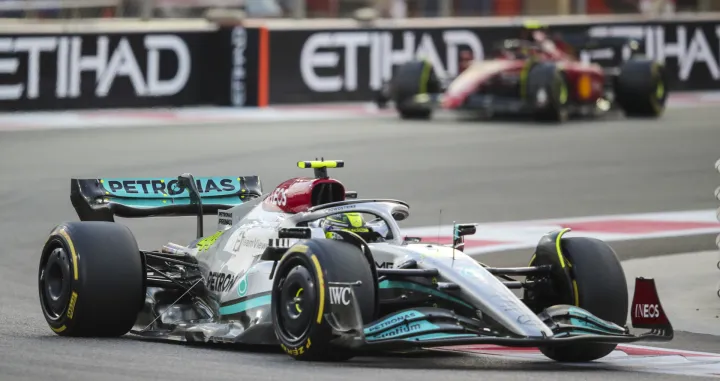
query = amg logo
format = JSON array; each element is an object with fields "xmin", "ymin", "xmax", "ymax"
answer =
[
  {"xmin": 375, "ymin": 261, "xmax": 393, "ymax": 268},
  {"xmin": 634, "ymin": 303, "xmax": 660, "ymax": 318},
  {"xmin": 329, "ymin": 286, "xmax": 351, "ymax": 305}
]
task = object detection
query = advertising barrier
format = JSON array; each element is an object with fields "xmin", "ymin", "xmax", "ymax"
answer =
[
  {"xmin": 213, "ymin": 26, "xmax": 265, "ymax": 108},
  {"xmin": 0, "ymin": 14, "xmax": 718, "ymax": 110},
  {"xmin": 269, "ymin": 27, "xmax": 512, "ymax": 104},
  {"xmin": 0, "ymin": 23, "xmax": 263, "ymax": 111},
  {"xmin": 0, "ymin": 32, "xmax": 204, "ymax": 110},
  {"xmin": 266, "ymin": 18, "xmax": 720, "ymax": 104}
]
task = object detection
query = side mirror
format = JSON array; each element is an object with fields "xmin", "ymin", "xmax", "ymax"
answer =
[
  {"xmin": 453, "ymin": 223, "xmax": 477, "ymax": 251},
  {"xmin": 455, "ymin": 224, "xmax": 477, "ymax": 237}
]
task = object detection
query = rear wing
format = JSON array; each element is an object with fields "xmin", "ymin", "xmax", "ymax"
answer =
[
  {"xmin": 70, "ymin": 176, "xmax": 263, "ymax": 221},
  {"xmin": 562, "ymin": 35, "xmax": 642, "ymax": 50},
  {"xmin": 561, "ymin": 34, "xmax": 643, "ymax": 67}
]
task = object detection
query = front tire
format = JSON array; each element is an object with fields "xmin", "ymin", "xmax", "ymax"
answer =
[
  {"xmin": 528, "ymin": 235, "xmax": 628, "ymax": 362},
  {"xmin": 38, "ymin": 222, "xmax": 145, "ymax": 337},
  {"xmin": 271, "ymin": 239, "xmax": 377, "ymax": 361},
  {"xmin": 391, "ymin": 60, "xmax": 439, "ymax": 120}
]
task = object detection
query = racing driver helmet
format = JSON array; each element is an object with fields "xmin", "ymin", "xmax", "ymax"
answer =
[
  {"xmin": 322, "ymin": 212, "xmax": 369, "ymax": 237},
  {"xmin": 318, "ymin": 212, "xmax": 390, "ymax": 243}
]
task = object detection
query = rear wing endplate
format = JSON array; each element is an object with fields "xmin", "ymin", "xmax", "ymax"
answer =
[{"xmin": 70, "ymin": 176, "xmax": 263, "ymax": 221}]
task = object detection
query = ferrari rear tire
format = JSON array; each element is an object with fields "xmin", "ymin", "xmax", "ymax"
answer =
[
  {"xmin": 38, "ymin": 222, "xmax": 145, "ymax": 337},
  {"xmin": 615, "ymin": 59, "xmax": 667, "ymax": 118},
  {"xmin": 526, "ymin": 63, "xmax": 569, "ymax": 123},
  {"xmin": 535, "ymin": 237, "xmax": 628, "ymax": 362},
  {"xmin": 271, "ymin": 239, "xmax": 377, "ymax": 362},
  {"xmin": 391, "ymin": 60, "xmax": 439, "ymax": 120}
]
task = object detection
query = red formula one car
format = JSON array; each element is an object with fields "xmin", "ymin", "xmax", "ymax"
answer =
[{"xmin": 375, "ymin": 26, "xmax": 668, "ymax": 123}]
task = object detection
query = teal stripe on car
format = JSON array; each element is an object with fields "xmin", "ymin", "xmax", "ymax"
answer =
[
  {"xmin": 219, "ymin": 295, "xmax": 272, "ymax": 315},
  {"xmin": 364, "ymin": 309, "xmax": 425, "ymax": 335},
  {"xmin": 403, "ymin": 332, "xmax": 477, "ymax": 341},
  {"xmin": 366, "ymin": 320, "xmax": 440, "ymax": 341},
  {"xmin": 567, "ymin": 306, "xmax": 625, "ymax": 333},
  {"xmin": 379, "ymin": 280, "xmax": 473, "ymax": 308},
  {"xmin": 568, "ymin": 318, "xmax": 625, "ymax": 336},
  {"xmin": 108, "ymin": 196, "xmax": 243, "ymax": 208}
]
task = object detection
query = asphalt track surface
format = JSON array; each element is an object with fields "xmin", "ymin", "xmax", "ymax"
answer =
[{"xmin": 1, "ymin": 106, "xmax": 720, "ymax": 380}]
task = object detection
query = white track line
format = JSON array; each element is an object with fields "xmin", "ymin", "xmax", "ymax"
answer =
[
  {"xmin": 400, "ymin": 209, "xmax": 720, "ymax": 255},
  {"xmin": 0, "ymin": 92, "xmax": 718, "ymax": 132}
]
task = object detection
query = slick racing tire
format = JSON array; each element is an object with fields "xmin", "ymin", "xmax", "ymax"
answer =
[
  {"xmin": 527, "ymin": 235, "xmax": 628, "ymax": 362},
  {"xmin": 38, "ymin": 222, "xmax": 145, "ymax": 337},
  {"xmin": 391, "ymin": 60, "xmax": 440, "ymax": 120},
  {"xmin": 271, "ymin": 239, "xmax": 377, "ymax": 362},
  {"xmin": 525, "ymin": 63, "xmax": 569, "ymax": 123},
  {"xmin": 615, "ymin": 59, "xmax": 667, "ymax": 118}
]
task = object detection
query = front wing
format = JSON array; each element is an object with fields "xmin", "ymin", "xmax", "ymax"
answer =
[
  {"xmin": 398, "ymin": 93, "xmax": 534, "ymax": 116},
  {"xmin": 326, "ymin": 278, "xmax": 673, "ymax": 352}
]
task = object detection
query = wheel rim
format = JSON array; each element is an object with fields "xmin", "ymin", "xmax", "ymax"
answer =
[
  {"xmin": 39, "ymin": 246, "xmax": 72, "ymax": 321},
  {"xmin": 557, "ymin": 76, "xmax": 568, "ymax": 105},
  {"xmin": 274, "ymin": 261, "xmax": 318, "ymax": 343},
  {"xmin": 656, "ymin": 78, "xmax": 665, "ymax": 99},
  {"xmin": 649, "ymin": 64, "xmax": 666, "ymax": 114}
]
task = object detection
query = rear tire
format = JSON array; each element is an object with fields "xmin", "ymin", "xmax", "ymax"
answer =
[
  {"xmin": 271, "ymin": 239, "xmax": 377, "ymax": 361},
  {"xmin": 615, "ymin": 59, "xmax": 667, "ymax": 118},
  {"xmin": 391, "ymin": 60, "xmax": 440, "ymax": 120},
  {"xmin": 535, "ymin": 237, "xmax": 628, "ymax": 362},
  {"xmin": 38, "ymin": 222, "xmax": 145, "ymax": 337}
]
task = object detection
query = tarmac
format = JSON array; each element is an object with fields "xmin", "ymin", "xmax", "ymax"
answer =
[{"xmin": 1, "ymin": 101, "xmax": 719, "ymax": 380}]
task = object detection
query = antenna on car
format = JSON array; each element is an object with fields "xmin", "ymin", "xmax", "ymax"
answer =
[
  {"xmin": 436, "ymin": 209, "xmax": 442, "ymax": 246},
  {"xmin": 452, "ymin": 220, "xmax": 456, "ymax": 260}
]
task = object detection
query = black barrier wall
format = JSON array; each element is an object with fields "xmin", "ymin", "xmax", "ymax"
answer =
[
  {"xmin": 0, "ymin": 18, "xmax": 718, "ymax": 110},
  {"xmin": 209, "ymin": 26, "xmax": 262, "ymax": 108},
  {"xmin": 583, "ymin": 21, "xmax": 720, "ymax": 91},
  {"xmin": 0, "ymin": 27, "xmax": 262, "ymax": 111},
  {"xmin": 0, "ymin": 32, "xmax": 206, "ymax": 110},
  {"xmin": 266, "ymin": 20, "xmax": 720, "ymax": 104},
  {"xmin": 268, "ymin": 27, "xmax": 515, "ymax": 103}
]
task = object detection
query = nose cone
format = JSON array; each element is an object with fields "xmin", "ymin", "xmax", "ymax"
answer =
[{"xmin": 442, "ymin": 95, "xmax": 462, "ymax": 109}]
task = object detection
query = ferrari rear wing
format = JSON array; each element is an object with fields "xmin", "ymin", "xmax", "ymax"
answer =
[
  {"xmin": 70, "ymin": 175, "xmax": 263, "ymax": 222},
  {"xmin": 561, "ymin": 34, "xmax": 643, "ymax": 67}
]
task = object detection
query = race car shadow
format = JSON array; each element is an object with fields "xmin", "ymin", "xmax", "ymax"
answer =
[
  {"xmin": 447, "ymin": 112, "xmax": 626, "ymax": 127},
  {"xmin": 108, "ymin": 335, "xmax": 625, "ymax": 374},
  {"xmin": 312, "ymin": 350, "xmax": 609, "ymax": 374},
  {"xmin": 125, "ymin": 335, "xmax": 286, "ymax": 354}
]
